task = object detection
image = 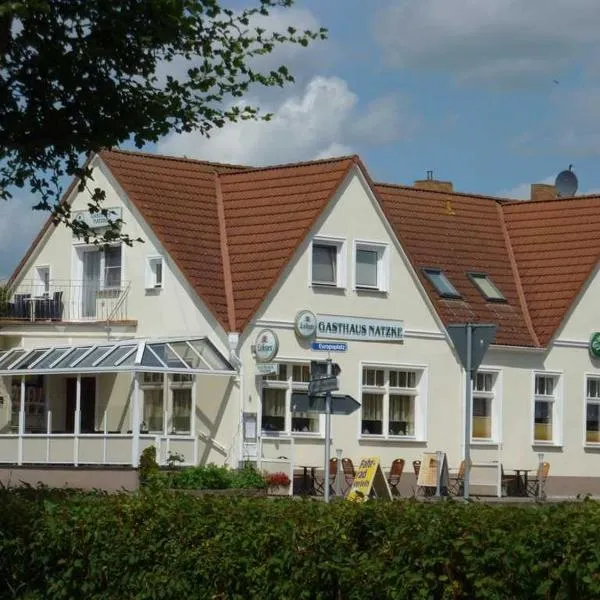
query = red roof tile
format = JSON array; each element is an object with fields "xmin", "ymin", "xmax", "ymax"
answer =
[
  {"xmin": 502, "ymin": 196, "xmax": 600, "ymax": 345},
  {"xmin": 374, "ymin": 184, "xmax": 538, "ymax": 347}
]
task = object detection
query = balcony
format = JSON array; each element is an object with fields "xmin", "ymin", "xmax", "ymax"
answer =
[{"xmin": 0, "ymin": 279, "xmax": 131, "ymax": 323}]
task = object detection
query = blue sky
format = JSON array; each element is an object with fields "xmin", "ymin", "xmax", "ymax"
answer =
[{"xmin": 3, "ymin": 0, "xmax": 600, "ymax": 278}]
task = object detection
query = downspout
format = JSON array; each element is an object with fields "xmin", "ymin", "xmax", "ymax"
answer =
[{"xmin": 227, "ymin": 332, "xmax": 243, "ymax": 468}]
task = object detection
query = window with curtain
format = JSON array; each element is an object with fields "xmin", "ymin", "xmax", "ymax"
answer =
[
  {"xmin": 172, "ymin": 388, "xmax": 192, "ymax": 433},
  {"xmin": 362, "ymin": 367, "xmax": 420, "ymax": 438},
  {"xmin": 312, "ymin": 243, "xmax": 337, "ymax": 285},
  {"xmin": 104, "ymin": 245, "xmax": 122, "ymax": 288},
  {"xmin": 142, "ymin": 372, "xmax": 164, "ymax": 432},
  {"xmin": 586, "ymin": 377, "xmax": 600, "ymax": 443},
  {"xmin": 534, "ymin": 374, "xmax": 557, "ymax": 443},
  {"xmin": 261, "ymin": 363, "xmax": 320, "ymax": 434},
  {"xmin": 472, "ymin": 372, "xmax": 495, "ymax": 440}
]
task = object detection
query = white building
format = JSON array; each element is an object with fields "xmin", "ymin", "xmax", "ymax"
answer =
[{"xmin": 1, "ymin": 150, "xmax": 600, "ymax": 495}]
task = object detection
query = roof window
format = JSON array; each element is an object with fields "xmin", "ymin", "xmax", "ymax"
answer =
[
  {"xmin": 468, "ymin": 273, "xmax": 506, "ymax": 302},
  {"xmin": 422, "ymin": 268, "xmax": 461, "ymax": 298}
]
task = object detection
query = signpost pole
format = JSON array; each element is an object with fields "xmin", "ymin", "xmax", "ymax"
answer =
[
  {"xmin": 324, "ymin": 358, "xmax": 332, "ymax": 503},
  {"xmin": 464, "ymin": 323, "xmax": 473, "ymax": 500}
]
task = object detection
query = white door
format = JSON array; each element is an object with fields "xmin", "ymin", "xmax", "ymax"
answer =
[{"xmin": 82, "ymin": 251, "xmax": 101, "ymax": 318}]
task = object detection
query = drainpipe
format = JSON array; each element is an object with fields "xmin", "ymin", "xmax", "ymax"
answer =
[{"xmin": 228, "ymin": 332, "xmax": 242, "ymax": 468}]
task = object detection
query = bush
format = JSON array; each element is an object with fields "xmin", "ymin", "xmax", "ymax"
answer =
[
  {"xmin": 3, "ymin": 489, "xmax": 600, "ymax": 599},
  {"xmin": 167, "ymin": 463, "xmax": 267, "ymax": 490}
]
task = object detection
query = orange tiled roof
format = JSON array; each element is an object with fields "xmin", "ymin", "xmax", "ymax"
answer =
[
  {"xmin": 503, "ymin": 196, "xmax": 600, "ymax": 346},
  {"xmin": 11, "ymin": 148, "xmax": 600, "ymax": 348},
  {"xmin": 100, "ymin": 150, "xmax": 248, "ymax": 329},
  {"xmin": 375, "ymin": 184, "xmax": 538, "ymax": 347}
]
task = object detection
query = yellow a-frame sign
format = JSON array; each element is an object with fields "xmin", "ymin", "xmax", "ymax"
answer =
[{"xmin": 347, "ymin": 456, "xmax": 392, "ymax": 502}]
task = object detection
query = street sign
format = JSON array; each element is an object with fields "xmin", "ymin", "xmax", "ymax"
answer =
[
  {"xmin": 311, "ymin": 341, "xmax": 348, "ymax": 352},
  {"xmin": 291, "ymin": 393, "xmax": 361, "ymax": 415},
  {"xmin": 310, "ymin": 360, "xmax": 341, "ymax": 380},
  {"xmin": 447, "ymin": 323, "xmax": 497, "ymax": 373},
  {"xmin": 308, "ymin": 376, "xmax": 339, "ymax": 396}
]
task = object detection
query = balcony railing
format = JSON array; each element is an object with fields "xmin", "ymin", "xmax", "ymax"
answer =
[{"xmin": 0, "ymin": 279, "xmax": 131, "ymax": 322}]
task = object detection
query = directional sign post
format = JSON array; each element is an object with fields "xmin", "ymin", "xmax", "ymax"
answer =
[
  {"xmin": 447, "ymin": 323, "xmax": 497, "ymax": 500},
  {"xmin": 308, "ymin": 376, "xmax": 339, "ymax": 396},
  {"xmin": 291, "ymin": 393, "xmax": 361, "ymax": 415}
]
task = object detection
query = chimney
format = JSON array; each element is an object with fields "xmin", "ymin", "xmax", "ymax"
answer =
[
  {"xmin": 530, "ymin": 183, "xmax": 557, "ymax": 201},
  {"xmin": 414, "ymin": 171, "xmax": 454, "ymax": 192}
]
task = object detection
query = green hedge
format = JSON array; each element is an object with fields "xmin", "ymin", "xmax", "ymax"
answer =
[{"xmin": 2, "ymin": 487, "xmax": 600, "ymax": 599}]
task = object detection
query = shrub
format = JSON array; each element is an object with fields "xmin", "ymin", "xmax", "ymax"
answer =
[
  {"xmin": 138, "ymin": 445, "xmax": 159, "ymax": 486},
  {"xmin": 4, "ymin": 490, "xmax": 600, "ymax": 598}
]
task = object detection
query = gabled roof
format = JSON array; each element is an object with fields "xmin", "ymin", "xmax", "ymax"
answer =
[
  {"xmin": 503, "ymin": 196, "xmax": 600, "ymax": 346},
  {"xmin": 375, "ymin": 184, "xmax": 537, "ymax": 347},
  {"xmin": 10, "ymin": 148, "xmax": 600, "ymax": 348}
]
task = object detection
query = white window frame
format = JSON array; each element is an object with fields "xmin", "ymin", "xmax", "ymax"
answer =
[
  {"xmin": 532, "ymin": 371, "xmax": 563, "ymax": 446},
  {"xmin": 309, "ymin": 236, "xmax": 346, "ymax": 289},
  {"xmin": 353, "ymin": 240, "xmax": 389, "ymax": 292},
  {"xmin": 358, "ymin": 361, "xmax": 428, "ymax": 442},
  {"xmin": 259, "ymin": 361, "xmax": 324, "ymax": 437},
  {"xmin": 101, "ymin": 244, "xmax": 123, "ymax": 290},
  {"xmin": 471, "ymin": 369, "xmax": 502, "ymax": 444},
  {"xmin": 145, "ymin": 256, "xmax": 164, "ymax": 290},
  {"xmin": 584, "ymin": 374, "xmax": 600, "ymax": 446}
]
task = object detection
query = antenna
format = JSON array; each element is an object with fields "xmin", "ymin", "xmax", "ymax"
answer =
[{"xmin": 555, "ymin": 166, "xmax": 578, "ymax": 198}]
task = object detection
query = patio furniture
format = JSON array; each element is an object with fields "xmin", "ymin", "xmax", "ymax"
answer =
[
  {"xmin": 527, "ymin": 462, "xmax": 550, "ymax": 500},
  {"xmin": 514, "ymin": 469, "xmax": 534, "ymax": 497},
  {"xmin": 341, "ymin": 457, "xmax": 356, "ymax": 494},
  {"xmin": 387, "ymin": 458, "xmax": 405, "ymax": 497},
  {"xmin": 11, "ymin": 294, "xmax": 31, "ymax": 319},
  {"xmin": 500, "ymin": 465, "xmax": 518, "ymax": 497},
  {"xmin": 296, "ymin": 465, "xmax": 318, "ymax": 496},
  {"xmin": 448, "ymin": 460, "xmax": 467, "ymax": 496},
  {"xmin": 314, "ymin": 457, "xmax": 339, "ymax": 496}
]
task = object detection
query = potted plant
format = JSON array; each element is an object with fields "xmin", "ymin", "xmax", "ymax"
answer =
[{"xmin": 264, "ymin": 471, "xmax": 291, "ymax": 496}]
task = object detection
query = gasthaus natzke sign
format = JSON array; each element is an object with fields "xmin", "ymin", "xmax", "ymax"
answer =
[{"xmin": 294, "ymin": 311, "xmax": 404, "ymax": 343}]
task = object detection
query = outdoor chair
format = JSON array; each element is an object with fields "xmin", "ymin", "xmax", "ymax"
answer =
[
  {"xmin": 387, "ymin": 458, "xmax": 405, "ymax": 497},
  {"xmin": 12, "ymin": 294, "xmax": 31, "ymax": 320},
  {"xmin": 412, "ymin": 460, "xmax": 422, "ymax": 496},
  {"xmin": 313, "ymin": 457, "xmax": 339, "ymax": 496},
  {"xmin": 527, "ymin": 461, "xmax": 550, "ymax": 500},
  {"xmin": 448, "ymin": 460, "xmax": 468, "ymax": 496},
  {"xmin": 341, "ymin": 458, "xmax": 355, "ymax": 494}
]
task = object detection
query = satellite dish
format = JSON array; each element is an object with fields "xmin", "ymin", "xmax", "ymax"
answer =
[{"xmin": 555, "ymin": 166, "xmax": 578, "ymax": 197}]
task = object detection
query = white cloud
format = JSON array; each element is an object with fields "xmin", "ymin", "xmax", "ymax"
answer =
[
  {"xmin": 157, "ymin": 76, "xmax": 418, "ymax": 165},
  {"xmin": 374, "ymin": 0, "xmax": 600, "ymax": 87},
  {"xmin": 0, "ymin": 195, "xmax": 47, "ymax": 279}
]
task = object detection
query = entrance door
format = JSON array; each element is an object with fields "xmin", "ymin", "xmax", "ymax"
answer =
[
  {"xmin": 65, "ymin": 377, "xmax": 96, "ymax": 433},
  {"xmin": 82, "ymin": 250, "xmax": 101, "ymax": 318}
]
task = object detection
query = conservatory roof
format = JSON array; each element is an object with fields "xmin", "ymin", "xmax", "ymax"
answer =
[{"xmin": 0, "ymin": 337, "xmax": 235, "ymax": 376}]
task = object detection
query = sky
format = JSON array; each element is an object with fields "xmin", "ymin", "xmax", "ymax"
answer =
[{"xmin": 3, "ymin": 0, "xmax": 600, "ymax": 278}]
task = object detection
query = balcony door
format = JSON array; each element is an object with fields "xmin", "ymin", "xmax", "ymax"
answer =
[{"xmin": 82, "ymin": 250, "xmax": 101, "ymax": 318}]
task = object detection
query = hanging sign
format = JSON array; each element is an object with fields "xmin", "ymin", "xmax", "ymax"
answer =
[
  {"xmin": 347, "ymin": 456, "xmax": 392, "ymax": 502},
  {"xmin": 253, "ymin": 329, "xmax": 279, "ymax": 363},
  {"xmin": 294, "ymin": 310, "xmax": 318, "ymax": 339},
  {"xmin": 590, "ymin": 332, "xmax": 600, "ymax": 359}
]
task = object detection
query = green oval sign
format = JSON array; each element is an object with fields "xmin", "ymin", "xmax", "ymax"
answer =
[{"xmin": 590, "ymin": 333, "xmax": 600, "ymax": 358}]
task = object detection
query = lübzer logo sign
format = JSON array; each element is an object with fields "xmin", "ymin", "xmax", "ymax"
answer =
[
  {"xmin": 73, "ymin": 207, "xmax": 122, "ymax": 230},
  {"xmin": 254, "ymin": 329, "xmax": 279, "ymax": 363},
  {"xmin": 294, "ymin": 310, "xmax": 317, "ymax": 339},
  {"xmin": 590, "ymin": 332, "xmax": 600, "ymax": 359}
]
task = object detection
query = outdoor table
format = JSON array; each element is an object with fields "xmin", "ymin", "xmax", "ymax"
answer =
[
  {"xmin": 297, "ymin": 465, "xmax": 317, "ymax": 496},
  {"xmin": 514, "ymin": 469, "xmax": 533, "ymax": 496}
]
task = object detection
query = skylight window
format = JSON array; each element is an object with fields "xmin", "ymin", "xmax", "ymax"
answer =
[
  {"xmin": 468, "ymin": 273, "xmax": 506, "ymax": 302},
  {"xmin": 422, "ymin": 268, "xmax": 461, "ymax": 298}
]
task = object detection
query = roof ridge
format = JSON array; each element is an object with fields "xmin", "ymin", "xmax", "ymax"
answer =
[
  {"xmin": 503, "ymin": 194, "xmax": 600, "ymax": 206},
  {"xmin": 220, "ymin": 154, "xmax": 359, "ymax": 177},
  {"xmin": 496, "ymin": 202, "xmax": 540, "ymax": 347},
  {"xmin": 375, "ymin": 181, "xmax": 512, "ymax": 203},
  {"xmin": 101, "ymin": 148, "xmax": 251, "ymax": 170},
  {"xmin": 215, "ymin": 172, "xmax": 236, "ymax": 332}
]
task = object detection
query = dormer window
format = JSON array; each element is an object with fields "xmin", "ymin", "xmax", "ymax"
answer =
[
  {"xmin": 468, "ymin": 273, "xmax": 505, "ymax": 302},
  {"xmin": 422, "ymin": 268, "xmax": 460, "ymax": 298}
]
